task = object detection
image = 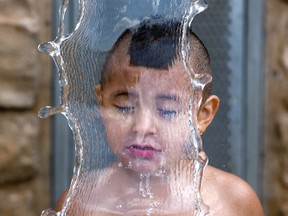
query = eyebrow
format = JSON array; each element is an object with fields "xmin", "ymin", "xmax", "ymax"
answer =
[
  {"xmin": 112, "ymin": 90, "xmax": 138, "ymax": 98},
  {"xmin": 156, "ymin": 94, "xmax": 181, "ymax": 103},
  {"xmin": 111, "ymin": 90, "xmax": 181, "ymax": 102}
]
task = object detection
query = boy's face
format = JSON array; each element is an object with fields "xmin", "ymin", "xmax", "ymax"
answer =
[{"xmin": 96, "ymin": 47, "xmax": 203, "ymax": 174}]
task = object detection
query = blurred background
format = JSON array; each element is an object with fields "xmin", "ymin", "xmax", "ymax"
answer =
[{"xmin": 0, "ymin": 0, "xmax": 287, "ymax": 215}]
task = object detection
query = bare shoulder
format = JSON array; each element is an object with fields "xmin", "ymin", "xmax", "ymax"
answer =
[{"xmin": 202, "ymin": 165, "xmax": 265, "ymax": 216}]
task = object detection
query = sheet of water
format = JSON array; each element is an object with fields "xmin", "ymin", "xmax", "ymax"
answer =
[{"xmin": 39, "ymin": 0, "xmax": 211, "ymax": 215}]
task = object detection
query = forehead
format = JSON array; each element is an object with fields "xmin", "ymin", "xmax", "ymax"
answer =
[
  {"xmin": 103, "ymin": 53, "xmax": 192, "ymax": 91},
  {"xmin": 102, "ymin": 39, "xmax": 193, "ymax": 91}
]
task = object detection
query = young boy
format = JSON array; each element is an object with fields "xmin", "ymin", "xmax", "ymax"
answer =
[{"xmin": 56, "ymin": 18, "xmax": 264, "ymax": 215}]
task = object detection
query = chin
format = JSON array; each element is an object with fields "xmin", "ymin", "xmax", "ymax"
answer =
[{"xmin": 122, "ymin": 157, "xmax": 166, "ymax": 175}]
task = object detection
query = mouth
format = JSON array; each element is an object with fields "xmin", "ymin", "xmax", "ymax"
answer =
[{"xmin": 126, "ymin": 144, "xmax": 161, "ymax": 159}]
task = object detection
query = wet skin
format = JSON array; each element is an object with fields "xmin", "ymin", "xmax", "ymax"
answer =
[
  {"xmin": 58, "ymin": 165, "xmax": 265, "ymax": 216},
  {"xmin": 91, "ymin": 50, "xmax": 215, "ymax": 213},
  {"xmin": 96, "ymin": 57, "xmax": 199, "ymax": 174}
]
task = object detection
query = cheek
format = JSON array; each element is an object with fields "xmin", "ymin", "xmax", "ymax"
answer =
[
  {"xmin": 162, "ymin": 117, "xmax": 190, "ymax": 151},
  {"xmin": 102, "ymin": 116, "xmax": 131, "ymax": 148}
]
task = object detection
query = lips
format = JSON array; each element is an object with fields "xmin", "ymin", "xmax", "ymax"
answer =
[{"xmin": 126, "ymin": 144, "xmax": 161, "ymax": 159}]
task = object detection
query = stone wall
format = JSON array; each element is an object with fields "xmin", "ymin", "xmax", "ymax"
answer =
[
  {"xmin": 0, "ymin": 0, "xmax": 52, "ymax": 215},
  {"xmin": 265, "ymin": 0, "xmax": 288, "ymax": 215}
]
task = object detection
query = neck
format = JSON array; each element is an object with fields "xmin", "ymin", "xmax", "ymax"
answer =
[
  {"xmin": 117, "ymin": 159, "xmax": 198, "ymax": 197},
  {"xmin": 107, "ymin": 160, "xmax": 203, "ymax": 213}
]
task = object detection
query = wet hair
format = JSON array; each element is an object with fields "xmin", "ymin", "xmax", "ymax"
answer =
[{"xmin": 101, "ymin": 17, "xmax": 212, "ymax": 101}]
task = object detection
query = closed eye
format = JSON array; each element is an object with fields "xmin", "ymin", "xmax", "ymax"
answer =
[
  {"xmin": 157, "ymin": 108, "xmax": 177, "ymax": 118},
  {"xmin": 114, "ymin": 105, "xmax": 135, "ymax": 114}
]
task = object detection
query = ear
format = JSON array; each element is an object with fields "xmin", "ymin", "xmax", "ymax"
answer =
[
  {"xmin": 95, "ymin": 84, "xmax": 103, "ymax": 105},
  {"xmin": 197, "ymin": 95, "xmax": 220, "ymax": 135}
]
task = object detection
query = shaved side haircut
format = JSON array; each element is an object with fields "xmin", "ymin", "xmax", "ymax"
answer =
[{"xmin": 101, "ymin": 17, "xmax": 212, "ymax": 101}]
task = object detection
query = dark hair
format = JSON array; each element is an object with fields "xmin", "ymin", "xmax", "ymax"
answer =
[
  {"xmin": 129, "ymin": 18, "xmax": 181, "ymax": 70},
  {"xmin": 101, "ymin": 17, "xmax": 212, "ymax": 101}
]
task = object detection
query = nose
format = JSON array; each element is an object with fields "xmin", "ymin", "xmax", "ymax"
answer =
[{"xmin": 132, "ymin": 108, "xmax": 157, "ymax": 136}]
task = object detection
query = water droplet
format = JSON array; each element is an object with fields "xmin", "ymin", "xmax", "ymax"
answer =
[
  {"xmin": 116, "ymin": 204, "xmax": 122, "ymax": 209},
  {"xmin": 153, "ymin": 201, "xmax": 160, "ymax": 208},
  {"xmin": 38, "ymin": 42, "xmax": 58, "ymax": 56},
  {"xmin": 139, "ymin": 174, "xmax": 154, "ymax": 199},
  {"xmin": 139, "ymin": 173, "xmax": 145, "ymax": 196},
  {"xmin": 152, "ymin": 0, "xmax": 160, "ymax": 11},
  {"xmin": 38, "ymin": 106, "xmax": 65, "ymax": 118},
  {"xmin": 118, "ymin": 162, "xmax": 123, "ymax": 167},
  {"xmin": 128, "ymin": 161, "xmax": 132, "ymax": 169},
  {"xmin": 120, "ymin": 5, "xmax": 127, "ymax": 13},
  {"xmin": 41, "ymin": 208, "xmax": 59, "ymax": 216}
]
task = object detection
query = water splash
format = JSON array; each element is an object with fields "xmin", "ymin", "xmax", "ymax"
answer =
[
  {"xmin": 152, "ymin": 0, "xmax": 160, "ymax": 11},
  {"xmin": 139, "ymin": 173, "xmax": 159, "ymax": 216},
  {"xmin": 38, "ymin": 0, "xmax": 72, "ymax": 119},
  {"xmin": 39, "ymin": 0, "xmax": 211, "ymax": 215},
  {"xmin": 139, "ymin": 174, "xmax": 154, "ymax": 199}
]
